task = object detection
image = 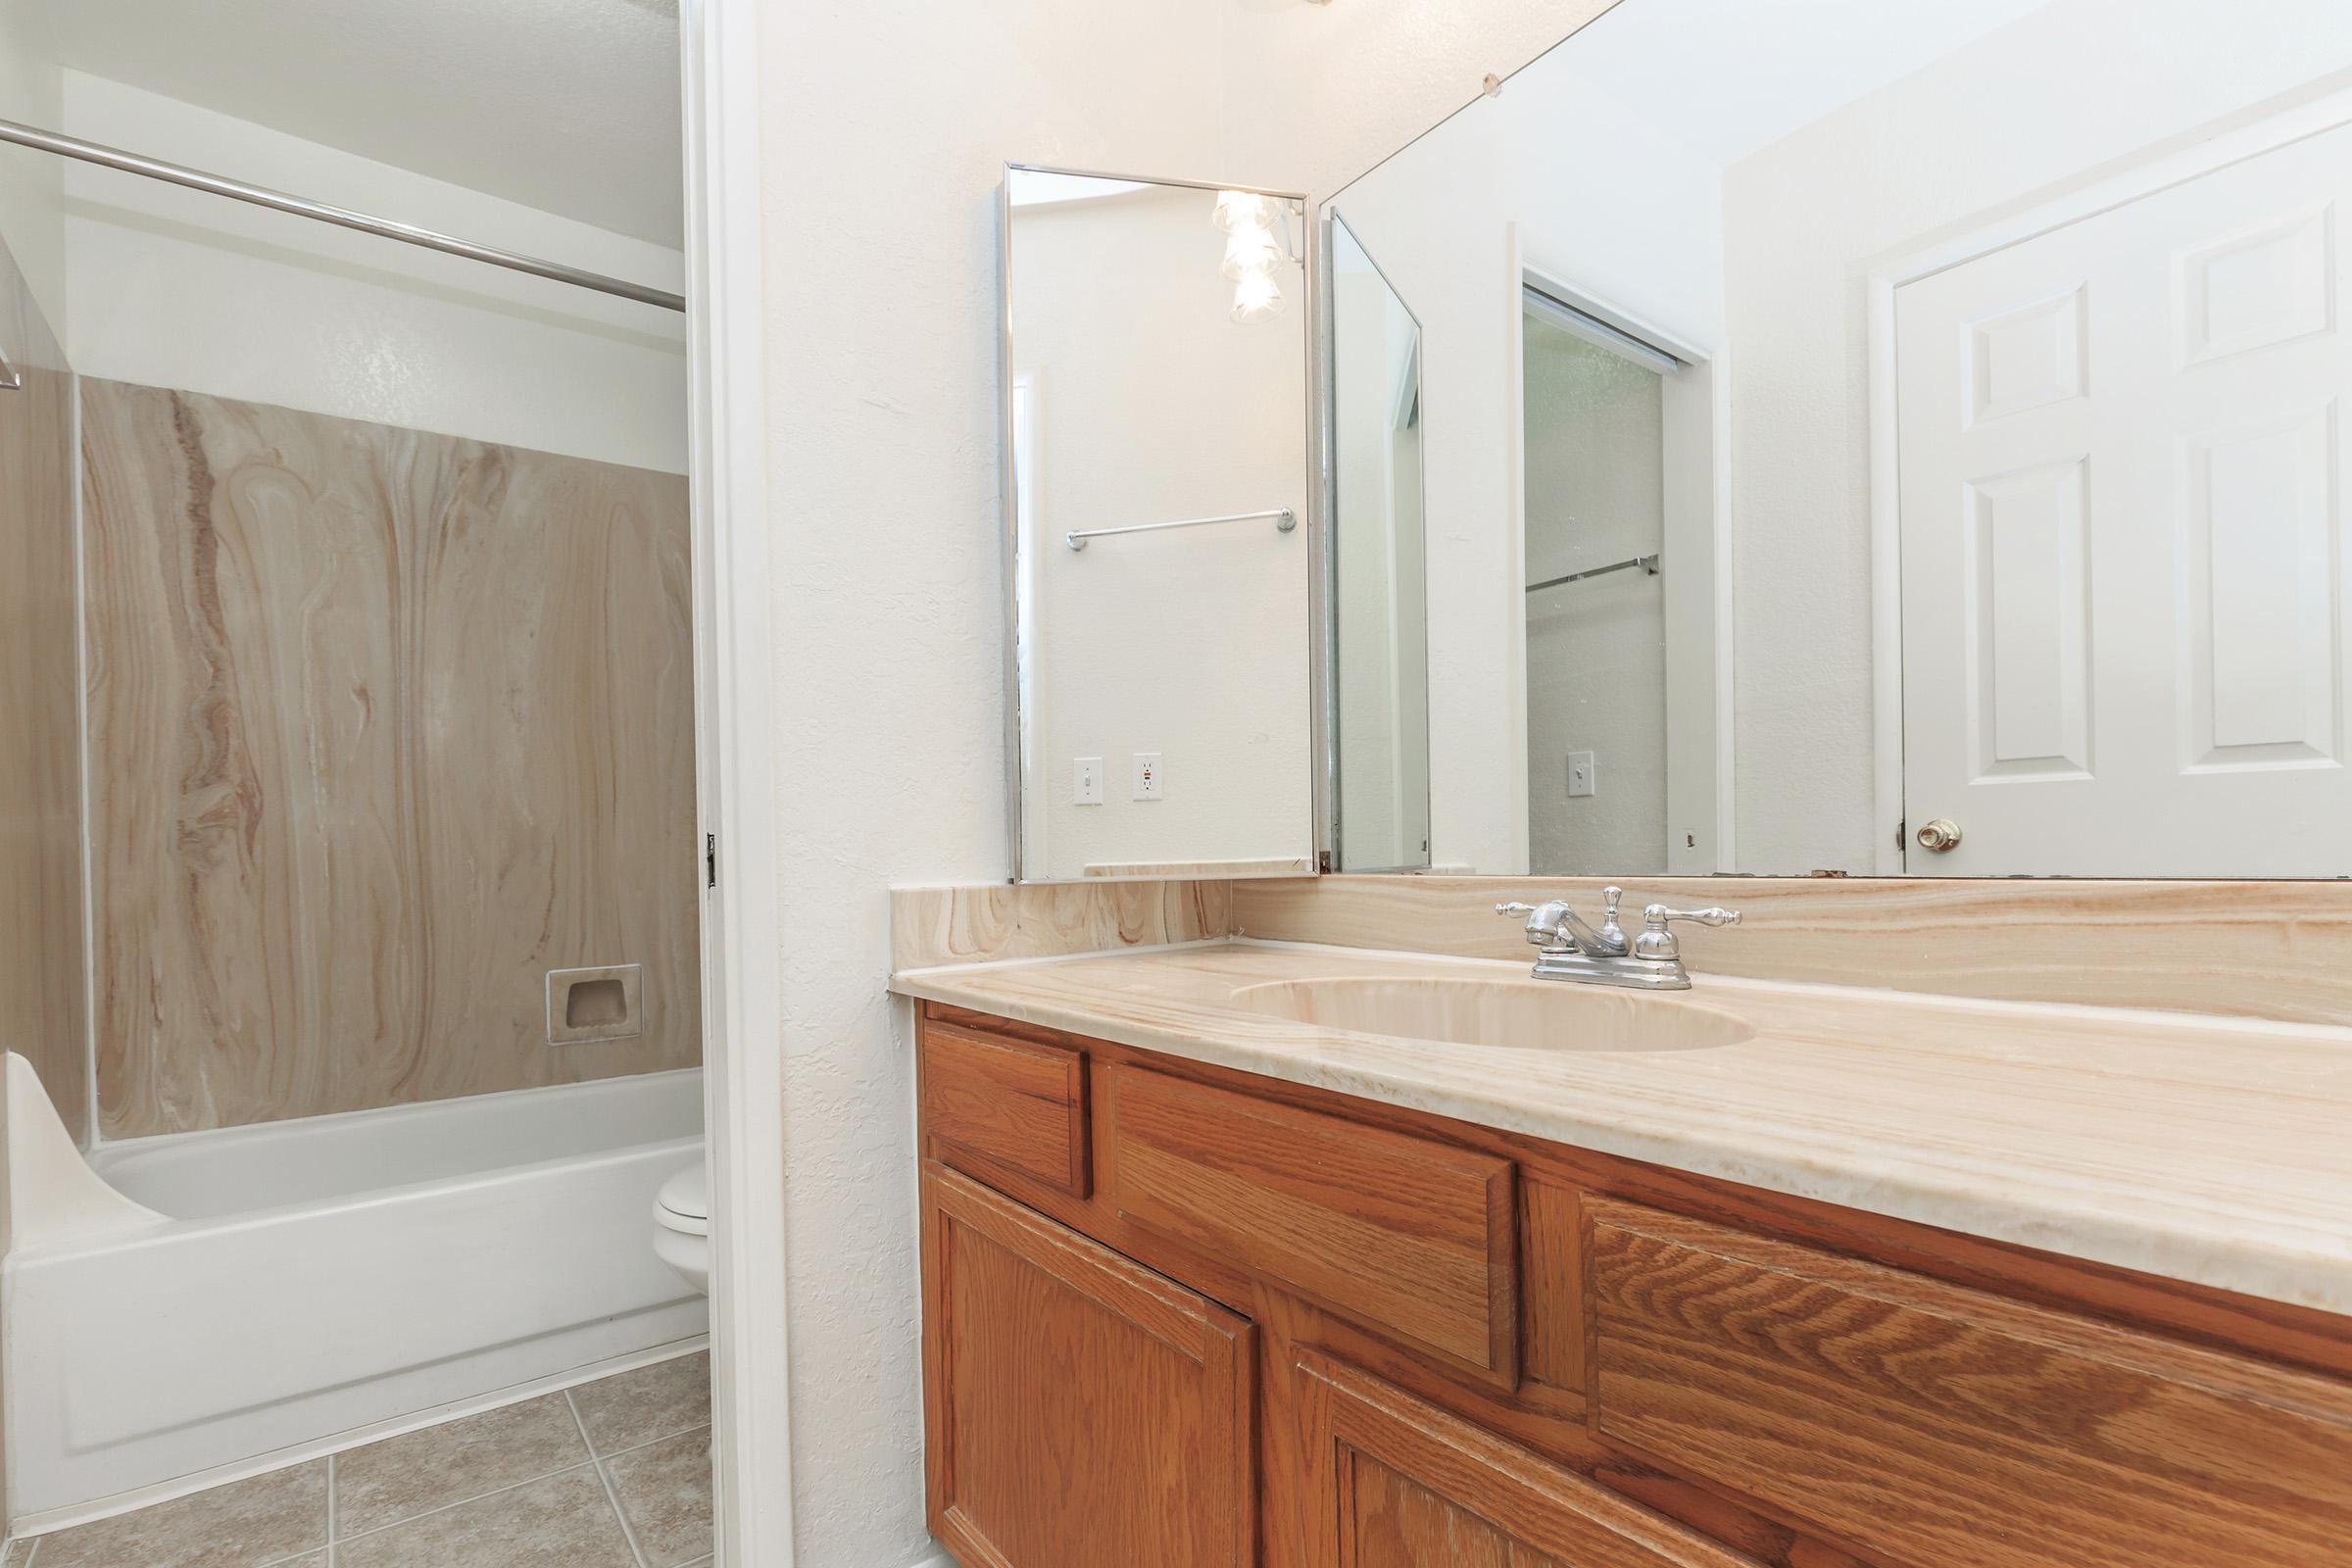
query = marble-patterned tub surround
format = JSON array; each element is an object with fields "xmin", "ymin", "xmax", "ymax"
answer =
[
  {"xmin": 82, "ymin": 379, "xmax": 699, "ymax": 1139},
  {"xmin": 0, "ymin": 235, "xmax": 90, "ymax": 1147}
]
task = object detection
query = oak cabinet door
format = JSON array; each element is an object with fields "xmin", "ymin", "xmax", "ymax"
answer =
[
  {"xmin": 921, "ymin": 1163, "xmax": 1256, "ymax": 1568},
  {"xmin": 1293, "ymin": 1352, "xmax": 1755, "ymax": 1568}
]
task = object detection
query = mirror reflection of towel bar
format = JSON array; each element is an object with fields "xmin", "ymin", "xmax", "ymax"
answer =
[
  {"xmin": 1065, "ymin": 507, "xmax": 1297, "ymax": 551},
  {"xmin": 0, "ymin": 345, "xmax": 20, "ymax": 391},
  {"xmin": 1526, "ymin": 553, "xmax": 1659, "ymax": 593}
]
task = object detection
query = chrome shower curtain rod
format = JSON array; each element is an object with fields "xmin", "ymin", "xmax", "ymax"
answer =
[{"xmin": 0, "ymin": 118, "xmax": 687, "ymax": 313}]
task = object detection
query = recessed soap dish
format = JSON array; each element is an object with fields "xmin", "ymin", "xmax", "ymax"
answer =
[{"xmin": 547, "ymin": 963, "xmax": 645, "ymax": 1045}]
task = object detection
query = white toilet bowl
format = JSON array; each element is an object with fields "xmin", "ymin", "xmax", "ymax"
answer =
[{"xmin": 652, "ymin": 1159, "xmax": 710, "ymax": 1296}]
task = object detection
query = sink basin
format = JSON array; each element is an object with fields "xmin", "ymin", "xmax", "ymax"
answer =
[{"xmin": 1228, "ymin": 975, "xmax": 1755, "ymax": 1054}]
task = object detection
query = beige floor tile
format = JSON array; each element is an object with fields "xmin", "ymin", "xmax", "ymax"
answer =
[
  {"xmin": 568, "ymin": 1350, "xmax": 710, "ymax": 1454},
  {"xmin": 604, "ymin": 1427, "xmax": 714, "ymax": 1568},
  {"xmin": 30, "ymin": 1460, "xmax": 327, "ymax": 1568},
  {"xmin": 334, "ymin": 1468, "xmax": 634, "ymax": 1568},
  {"xmin": 334, "ymin": 1392, "xmax": 588, "ymax": 1537}
]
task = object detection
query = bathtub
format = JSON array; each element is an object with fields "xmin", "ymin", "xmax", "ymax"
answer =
[{"xmin": 3, "ymin": 1055, "xmax": 709, "ymax": 1523}]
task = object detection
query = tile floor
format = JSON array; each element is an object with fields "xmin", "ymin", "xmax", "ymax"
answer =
[{"xmin": 3, "ymin": 1349, "xmax": 712, "ymax": 1568}]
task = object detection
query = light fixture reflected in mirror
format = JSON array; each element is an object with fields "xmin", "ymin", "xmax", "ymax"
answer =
[
  {"xmin": 1232, "ymin": 266, "xmax": 1286, "ymax": 322},
  {"xmin": 1217, "ymin": 188, "xmax": 1296, "ymax": 324},
  {"xmin": 1222, "ymin": 224, "xmax": 1282, "ymax": 279},
  {"xmin": 1212, "ymin": 189, "xmax": 1276, "ymax": 233}
]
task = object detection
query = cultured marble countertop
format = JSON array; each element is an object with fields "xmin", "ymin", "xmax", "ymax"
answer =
[{"xmin": 891, "ymin": 939, "xmax": 2352, "ymax": 1316}]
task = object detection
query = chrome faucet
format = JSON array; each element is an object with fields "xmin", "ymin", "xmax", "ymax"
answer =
[{"xmin": 1495, "ymin": 888, "xmax": 1740, "ymax": 991}]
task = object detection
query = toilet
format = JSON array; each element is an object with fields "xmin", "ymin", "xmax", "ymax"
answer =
[{"xmin": 652, "ymin": 1159, "xmax": 710, "ymax": 1295}]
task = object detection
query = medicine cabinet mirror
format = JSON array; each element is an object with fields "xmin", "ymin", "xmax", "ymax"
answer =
[{"xmin": 999, "ymin": 165, "xmax": 1317, "ymax": 883}]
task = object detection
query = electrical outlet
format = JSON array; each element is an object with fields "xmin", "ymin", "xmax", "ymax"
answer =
[
  {"xmin": 1072, "ymin": 757, "xmax": 1103, "ymax": 806},
  {"xmin": 1567, "ymin": 751, "xmax": 1596, "ymax": 798},
  {"xmin": 1133, "ymin": 752, "xmax": 1163, "ymax": 801}
]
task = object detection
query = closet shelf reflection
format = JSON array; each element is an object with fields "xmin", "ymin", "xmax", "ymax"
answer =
[{"xmin": 1526, "ymin": 553, "xmax": 1659, "ymax": 593}]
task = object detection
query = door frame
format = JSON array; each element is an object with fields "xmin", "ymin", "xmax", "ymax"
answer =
[
  {"xmin": 1865, "ymin": 82, "xmax": 2352, "ymax": 873},
  {"xmin": 681, "ymin": 0, "xmax": 792, "ymax": 1564},
  {"xmin": 1509, "ymin": 252, "xmax": 1731, "ymax": 876}
]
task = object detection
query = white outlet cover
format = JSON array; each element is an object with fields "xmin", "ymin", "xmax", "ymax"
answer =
[
  {"xmin": 1567, "ymin": 751, "xmax": 1596, "ymax": 798},
  {"xmin": 1072, "ymin": 757, "xmax": 1103, "ymax": 806},
  {"xmin": 1133, "ymin": 752, "xmax": 1163, "ymax": 801}
]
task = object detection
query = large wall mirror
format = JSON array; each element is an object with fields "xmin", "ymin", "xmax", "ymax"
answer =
[
  {"xmin": 1001, "ymin": 168, "xmax": 1317, "ymax": 882},
  {"xmin": 1324, "ymin": 0, "xmax": 2352, "ymax": 879}
]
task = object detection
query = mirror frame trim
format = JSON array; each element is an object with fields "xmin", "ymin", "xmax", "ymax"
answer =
[
  {"xmin": 1317, "ymin": 207, "xmax": 1437, "ymax": 874},
  {"xmin": 997, "ymin": 163, "xmax": 1321, "ymax": 883}
]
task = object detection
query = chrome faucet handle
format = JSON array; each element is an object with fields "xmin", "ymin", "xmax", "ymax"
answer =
[
  {"xmin": 1494, "ymin": 901, "xmax": 1561, "ymax": 948},
  {"xmin": 1633, "ymin": 904, "xmax": 1742, "ymax": 962},
  {"xmin": 1597, "ymin": 886, "xmax": 1626, "ymax": 950}
]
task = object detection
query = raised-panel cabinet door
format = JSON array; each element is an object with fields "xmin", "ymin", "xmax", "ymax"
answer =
[
  {"xmin": 920, "ymin": 1163, "xmax": 1256, "ymax": 1568},
  {"xmin": 1292, "ymin": 1352, "xmax": 1756, "ymax": 1568}
]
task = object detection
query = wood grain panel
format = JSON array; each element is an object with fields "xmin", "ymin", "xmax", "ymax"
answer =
[
  {"xmin": 1110, "ymin": 1063, "xmax": 1518, "ymax": 1378},
  {"xmin": 0, "ymin": 238, "xmax": 88, "ymax": 1145},
  {"xmin": 83, "ymin": 380, "xmax": 698, "ymax": 1136},
  {"xmin": 891, "ymin": 879, "xmax": 1230, "ymax": 971},
  {"xmin": 1296, "ymin": 1351, "xmax": 1757, "ymax": 1568},
  {"xmin": 1230, "ymin": 873, "xmax": 2352, "ymax": 1025},
  {"xmin": 921, "ymin": 1162, "xmax": 1253, "ymax": 1568},
  {"xmin": 1588, "ymin": 1199, "xmax": 2352, "ymax": 1568},
  {"xmin": 1521, "ymin": 1177, "xmax": 1588, "ymax": 1393},
  {"xmin": 920, "ymin": 1020, "xmax": 1089, "ymax": 1197}
]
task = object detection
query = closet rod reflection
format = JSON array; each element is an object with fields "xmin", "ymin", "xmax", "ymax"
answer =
[
  {"xmin": 1526, "ymin": 553, "xmax": 1660, "ymax": 593},
  {"xmin": 1064, "ymin": 507, "xmax": 1298, "ymax": 552},
  {"xmin": 0, "ymin": 117, "xmax": 686, "ymax": 313}
]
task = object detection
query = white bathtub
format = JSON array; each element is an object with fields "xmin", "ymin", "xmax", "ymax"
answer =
[{"xmin": 3, "ymin": 1057, "xmax": 709, "ymax": 1522}]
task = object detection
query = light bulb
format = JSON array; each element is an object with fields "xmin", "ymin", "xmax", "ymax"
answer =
[
  {"xmin": 1222, "ymin": 223, "xmax": 1282, "ymax": 280},
  {"xmin": 1232, "ymin": 268, "xmax": 1285, "ymax": 322},
  {"xmin": 1212, "ymin": 189, "xmax": 1274, "ymax": 234}
]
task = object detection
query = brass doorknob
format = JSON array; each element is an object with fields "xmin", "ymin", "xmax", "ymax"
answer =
[{"xmin": 1915, "ymin": 818, "xmax": 1963, "ymax": 853}]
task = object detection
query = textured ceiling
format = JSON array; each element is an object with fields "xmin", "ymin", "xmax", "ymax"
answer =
[{"xmin": 49, "ymin": 0, "xmax": 682, "ymax": 245}]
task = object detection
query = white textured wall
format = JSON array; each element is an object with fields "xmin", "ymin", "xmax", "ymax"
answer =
[
  {"xmin": 1014, "ymin": 186, "xmax": 1313, "ymax": 878},
  {"xmin": 60, "ymin": 73, "xmax": 688, "ymax": 471},
  {"xmin": 756, "ymin": 3, "xmax": 1634, "ymax": 1559},
  {"xmin": 0, "ymin": 0, "xmax": 67, "ymax": 332},
  {"xmin": 1722, "ymin": 0, "xmax": 2352, "ymax": 870},
  {"xmin": 758, "ymin": 0, "xmax": 1228, "ymax": 1560}
]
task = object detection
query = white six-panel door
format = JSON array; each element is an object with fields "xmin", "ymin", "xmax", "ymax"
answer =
[{"xmin": 1896, "ymin": 119, "xmax": 2352, "ymax": 876}]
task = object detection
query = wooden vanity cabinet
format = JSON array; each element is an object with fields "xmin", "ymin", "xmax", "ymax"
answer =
[
  {"xmin": 915, "ymin": 1002, "xmax": 2352, "ymax": 1568},
  {"xmin": 920, "ymin": 1163, "xmax": 1255, "ymax": 1568}
]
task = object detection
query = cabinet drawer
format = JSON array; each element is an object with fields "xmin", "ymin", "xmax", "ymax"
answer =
[
  {"xmin": 1109, "ymin": 1065, "xmax": 1517, "ymax": 1379},
  {"xmin": 1588, "ymin": 1200, "xmax": 2352, "ymax": 1568},
  {"xmin": 919, "ymin": 1020, "xmax": 1090, "ymax": 1197}
]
